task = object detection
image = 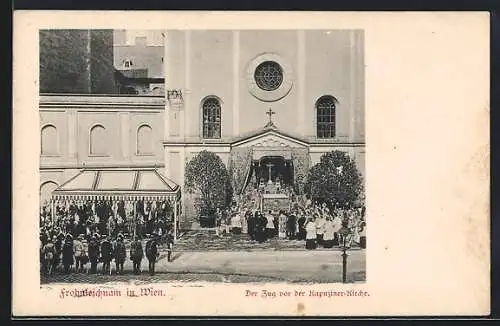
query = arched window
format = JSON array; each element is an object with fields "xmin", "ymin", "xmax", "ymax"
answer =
[
  {"xmin": 316, "ymin": 96, "xmax": 337, "ymax": 139},
  {"xmin": 137, "ymin": 124, "xmax": 153, "ymax": 155},
  {"xmin": 202, "ymin": 97, "xmax": 221, "ymax": 139},
  {"xmin": 40, "ymin": 181, "xmax": 58, "ymax": 206},
  {"xmin": 89, "ymin": 124, "xmax": 108, "ymax": 155},
  {"xmin": 41, "ymin": 125, "xmax": 58, "ymax": 155}
]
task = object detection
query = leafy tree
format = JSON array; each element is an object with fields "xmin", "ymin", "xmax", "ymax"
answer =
[
  {"xmin": 184, "ymin": 151, "xmax": 233, "ymax": 224},
  {"xmin": 304, "ymin": 150, "xmax": 363, "ymax": 209}
]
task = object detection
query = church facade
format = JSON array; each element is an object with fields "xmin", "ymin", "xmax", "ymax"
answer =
[{"xmin": 162, "ymin": 30, "xmax": 365, "ymax": 224}]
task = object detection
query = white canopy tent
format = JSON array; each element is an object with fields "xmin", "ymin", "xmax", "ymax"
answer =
[{"xmin": 50, "ymin": 168, "xmax": 181, "ymax": 240}]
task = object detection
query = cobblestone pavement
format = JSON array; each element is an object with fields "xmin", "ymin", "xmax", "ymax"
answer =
[
  {"xmin": 41, "ymin": 271, "xmax": 281, "ymax": 284},
  {"xmin": 173, "ymin": 232, "xmax": 308, "ymax": 251},
  {"xmin": 90, "ymin": 231, "xmax": 362, "ymax": 252},
  {"xmin": 41, "ymin": 250, "xmax": 365, "ymax": 284}
]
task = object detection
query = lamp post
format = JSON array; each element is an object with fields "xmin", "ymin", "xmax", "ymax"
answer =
[{"xmin": 338, "ymin": 221, "xmax": 352, "ymax": 283}]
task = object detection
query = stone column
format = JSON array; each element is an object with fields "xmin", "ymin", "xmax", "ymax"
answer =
[
  {"xmin": 67, "ymin": 111, "xmax": 77, "ymax": 159},
  {"xmin": 297, "ymin": 30, "xmax": 306, "ymax": 135},
  {"xmin": 119, "ymin": 112, "xmax": 130, "ymax": 160},
  {"xmin": 182, "ymin": 30, "xmax": 191, "ymax": 139},
  {"xmin": 232, "ymin": 30, "xmax": 240, "ymax": 136}
]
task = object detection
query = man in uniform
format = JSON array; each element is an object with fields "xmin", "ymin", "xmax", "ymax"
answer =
[
  {"xmin": 114, "ymin": 233, "xmax": 126, "ymax": 275},
  {"xmin": 88, "ymin": 233, "xmax": 100, "ymax": 274},
  {"xmin": 42, "ymin": 236, "xmax": 57, "ymax": 275},
  {"xmin": 130, "ymin": 237, "xmax": 144, "ymax": 275},
  {"xmin": 100, "ymin": 235, "xmax": 113, "ymax": 275},
  {"xmin": 145, "ymin": 233, "xmax": 160, "ymax": 276},
  {"xmin": 79, "ymin": 234, "xmax": 89, "ymax": 273},
  {"xmin": 73, "ymin": 234, "xmax": 84, "ymax": 273}
]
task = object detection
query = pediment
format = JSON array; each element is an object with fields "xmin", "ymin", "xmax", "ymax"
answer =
[{"xmin": 231, "ymin": 130, "xmax": 309, "ymax": 148}]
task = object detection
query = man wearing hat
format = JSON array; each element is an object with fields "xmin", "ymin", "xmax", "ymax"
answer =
[
  {"xmin": 54, "ymin": 229, "xmax": 65, "ymax": 267},
  {"xmin": 114, "ymin": 233, "xmax": 126, "ymax": 275},
  {"xmin": 80, "ymin": 234, "xmax": 89, "ymax": 273},
  {"xmin": 42, "ymin": 236, "xmax": 57, "ymax": 275},
  {"xmin": 145, "ymin": 233, "xmax": 160, "ymax": 276},
  {"xmin": 130, "ymin": 237, "xmax": 144, "ymax": 275},
  {"xmin": 73, "ymin": 234, "xmax": 84, "ymax": 273},
  {"xmin": 88, "ymin": 233, "xmax": 101, "ymax": 274},
  {"xmin": 62, "ymin": 234, "xmax": 74, "ymax": 274},
  {"xmin": 100, "ymin": 235, "xmax": 113, "ymax": 275}
]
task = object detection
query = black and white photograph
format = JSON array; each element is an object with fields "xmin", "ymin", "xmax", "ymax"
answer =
[
  {"xmin": 13, "ymin": 11, "xmax": 489, "ymax": 317},
  {"xmin": 38, "ymin": 28, "xmax": 366, "ymax": 285}
]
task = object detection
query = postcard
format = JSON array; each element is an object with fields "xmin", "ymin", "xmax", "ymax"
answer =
[{"xmin": 12, "ymin": 11, "xmax": 490, "ymax": 316}]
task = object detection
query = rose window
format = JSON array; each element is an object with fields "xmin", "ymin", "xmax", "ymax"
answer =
[{"xmin": 254, "ymin": 61, "xmax": 284, "ymax": 91}]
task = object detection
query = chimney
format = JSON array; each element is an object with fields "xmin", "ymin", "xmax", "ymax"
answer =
[{"xmin": 113, "ymin": 29, "xmax": 127, "ymax": 45}]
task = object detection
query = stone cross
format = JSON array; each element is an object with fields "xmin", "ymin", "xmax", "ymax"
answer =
[{"xmin": 266, "ymin": 108, "xmax": 276, "ymax": 124}]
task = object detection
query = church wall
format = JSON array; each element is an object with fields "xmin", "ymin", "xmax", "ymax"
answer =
[
  {"xmin": 166, "ymin": 151, "xmax": 182, "ymax": 185},
  {"xmin": 165, "ymin": 30, "xmax": 185, "ymax": 139},
  {"xmin": 238, "ymin": 30, "xmax": 298, "ymax": 135},
  {"xmin": 164, "ymin": 30, "xmax": 364, "ymax": 143},
  {"xmin": 354, "ymin": 30, "xmax": 365, "ymax": 142},
  {"xmin": 189, "ymin": 31, "xmax": 234, "ymax": 139},
  {"xmin": 40, "ymin": 96, "xmax": 165, "ymax": 174},
  {"xmin": 165, "ymin": 31, "xmax": 186, "ymax": 95},
  {"xmin": 40, "ymin": 110, "xmax": 70, "ymax": 166},
  {"xmin": 304, "ymin": 30, "xmax": 352, "ymax": 140},
  {"xmin": 77, "ymin": 112, "xmax": 122, "ymax": 163},
  {"xmin": 40, "ymin": 169, "xmax": 81, "ymax": 205},
  {"xmin": 40, "ymin": 171, "xmax": 65, "ymax": 190},
  {"xmin": 354, "ymin": 148, "xmax": 366, "ymax": 180},
  {"xmin": 129, "ymin": 112, "xmax": 164, "ymax": 163}
]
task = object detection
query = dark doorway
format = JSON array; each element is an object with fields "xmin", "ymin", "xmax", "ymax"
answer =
[{"xmin": 255, "ymin": 156, "xmax": 293, "ymax": 186}]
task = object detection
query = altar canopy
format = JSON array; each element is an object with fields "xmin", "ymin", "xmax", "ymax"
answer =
[{"xmin": 50, "ymin": 168, "xmax": 181, "ymax": 239}]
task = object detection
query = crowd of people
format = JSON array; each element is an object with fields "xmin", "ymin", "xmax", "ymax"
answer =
[
  {"xmin": 40, "ymin": 230, "xmax": 173, "ymax": 276},
  {"xmin": 221, "ymin": 197, "xmax": 366, "ymax": 250},
  {"xmin": 39, "ymin": 199, "xmax": 176, "ymax": 276},
  {"xmin": 39, "ymin": 195, "xmax": 366, "ymax": 277},
  {"xmin": 40, "ymin": 199, "xmax": 176, "ymax": 241}
]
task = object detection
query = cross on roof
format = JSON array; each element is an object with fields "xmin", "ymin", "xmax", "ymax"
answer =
[{"xmin": 266, "ymin": 107, "xmax": 276, "ymax": 124}]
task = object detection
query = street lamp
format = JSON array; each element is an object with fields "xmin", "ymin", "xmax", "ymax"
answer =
[{"xmin": 338, "ymin": 221, "xmax": 353, "ymax": 283}]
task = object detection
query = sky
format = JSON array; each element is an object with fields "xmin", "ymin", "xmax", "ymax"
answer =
[{"xmin": 115, "ymin": 30, "xmax": 165, "ymax": 46}]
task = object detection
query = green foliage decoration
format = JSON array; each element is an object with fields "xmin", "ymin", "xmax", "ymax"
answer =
[
  {"xmin": 184, "ymin": 150, "xmax": 233, "ymax": 219},
  {"xmin": 304, "ymin": 150, "xmax": 364, "ymax": 209}
]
